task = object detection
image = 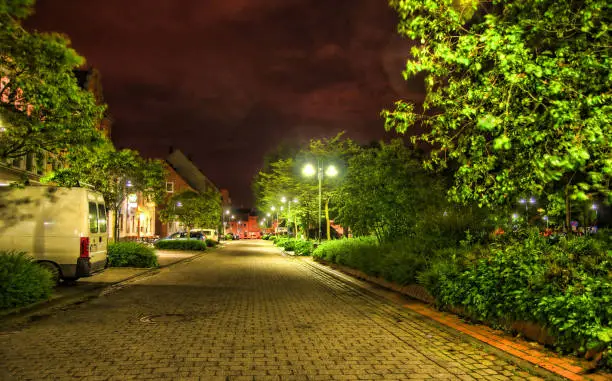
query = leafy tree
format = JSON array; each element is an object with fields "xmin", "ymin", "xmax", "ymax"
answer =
[
  {"xmin": 253, "ymin": 132, "xmax": 359, "ymax": 240},
  {"xmin": 382, "ymin": 0, "xmax": 611, "ymax": 229},
  {"xmin": 43, "ymin": 141, "xmax": 166, "ymax": 240},
  {"xmin": 299, "ymin": 133, "xmax": 360, "ymax": 240},
  {"xmin": 335, "ymin": 140, "xmax": 447, "ymax": 242},
  {"xmin": 159, "ymin": 190, "xmax": 221, "ymax": 236},
  {"xmin": 253, "ymin": 157, "xmax": 314, "ymax": 237},
  {"xmin": 0, "ymin": 0, "xmax": 104, "ymax": 159}
]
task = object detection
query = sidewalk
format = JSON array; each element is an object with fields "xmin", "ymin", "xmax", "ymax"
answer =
[
  {"xmin": 302, "ymin": 257, "xmax": 612, "ymax": 381},
  {"xmin": 0, "ymin": 249, "xmax": 206, "ymax": 328}
]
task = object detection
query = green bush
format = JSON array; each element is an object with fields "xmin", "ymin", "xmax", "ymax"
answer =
[
  {"xmin": 294, "ymin": 240, "xmax": 315, "ymax": 256},
  {"xmin": 429, "ymin": 231, "xmax": 612, "ymax": 363},
  {"xmin": 108, "ymin": 242, "xmax": 159, "ymax": 268},
  {"xmin": 224, "ymin": 234, "xmax": 234, "ymax": 240},
  {"xmin": 154, "ymin": 239, "xmax": 207, "ymax": 251},
  {"xmin": 205, "ymin": 239, "xmax": 217, "ymax": 247},
  {"xmin": 0, "ymin": 251, "xmax": 54, "ymax": 309}
]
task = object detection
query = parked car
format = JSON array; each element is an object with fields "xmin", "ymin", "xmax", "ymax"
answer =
[
  {"xmin": 0, "ymin": 186, "xmax": 108, "ymax": 284},
  {"xmin": 157, "ymin": 231, "xmax": 206, "ymax": 242}
]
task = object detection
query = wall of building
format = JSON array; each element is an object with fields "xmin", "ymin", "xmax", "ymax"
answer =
[{"xmin": 155, "ymin": 163, "xmax": 196, "ymax": 238}]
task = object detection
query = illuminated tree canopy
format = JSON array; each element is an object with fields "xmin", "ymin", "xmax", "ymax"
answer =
[
  {"xmin": 383, "ymin": 0, "xmax": 611, "ymax": 208},
  {"xmin": 0, "ymin": 0, "xmax": 104, "ymax": 159}
]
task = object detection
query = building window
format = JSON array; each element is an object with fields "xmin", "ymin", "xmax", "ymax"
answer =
[
  {"xmin": 166, "ymin": 182, "xmax": 174, "ymax": 193},
  {"xmin": 25, "ymin": 153, "xmax": 34, "ymax": 172}
]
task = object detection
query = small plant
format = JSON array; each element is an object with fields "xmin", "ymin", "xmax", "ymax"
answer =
[
  {"xmin": 205, "ymin": 239, "xmax": 217, "ymax": 247},
  {"xmin": 108, "ymin": 242, "xmax": 159, "ymax": 268},
  {"xmin": 0, "ymin": 251, "xmax": 54, "ymax": 309},
  {"xmin": 294, "ymin": 240, "xmax": 315, "ymax": 256},
  {"xmin": 154, "ymin": 239, "xmax": 207, "ymax": 251},
  {"xmin": 224, "ymin": 234, "xmax": 234, "ymax": 240}
]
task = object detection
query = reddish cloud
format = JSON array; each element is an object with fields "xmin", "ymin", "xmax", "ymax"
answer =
[{"xmin": 26, "ymin": 0, "xmax": 424, "ymax": 205}]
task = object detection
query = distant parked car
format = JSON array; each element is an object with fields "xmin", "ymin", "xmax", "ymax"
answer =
[{"xmin": 156, "ymin": 231, "xmax": 206, "ymax": 243}]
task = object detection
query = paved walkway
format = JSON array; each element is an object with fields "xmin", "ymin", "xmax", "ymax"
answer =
[{"xmin": 0, "ymin": 241, "xmax": 558, "ymax": 380}]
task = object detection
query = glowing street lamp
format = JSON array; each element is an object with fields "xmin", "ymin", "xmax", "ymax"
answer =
[
  {"xmin": 222, "ymin": 209, "xmax": 230, "ymax": 236},
  {"xmin": 519, "ymin": 196, "xmax": 536, "ymax": 221},
  {"xmin": 303, "ymin": 160, "xmax": 338, "ymax": 242}
]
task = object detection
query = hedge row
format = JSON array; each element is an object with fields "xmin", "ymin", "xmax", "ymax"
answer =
[
  {"xmin": 108, "ymin": 242, "xmax": 159, "ymax": 268},
  {"xmin": 154, "ymin": 239, "xmax": 207, "ymax": 251}
]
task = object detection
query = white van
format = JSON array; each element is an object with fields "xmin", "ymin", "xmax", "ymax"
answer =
[{"xmin": 0, "ymin": 186, "xmax": 108, "ymax": 283}]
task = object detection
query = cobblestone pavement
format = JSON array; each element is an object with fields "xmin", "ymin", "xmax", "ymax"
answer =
[{"xmin": 0, "ymin": 241, "xmax": 556, "ymax": 381}]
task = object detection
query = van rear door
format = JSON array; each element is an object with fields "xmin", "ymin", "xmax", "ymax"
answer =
[{"xmin": 87, "ymin": 200, "xmax": 107, "ymax": 272}]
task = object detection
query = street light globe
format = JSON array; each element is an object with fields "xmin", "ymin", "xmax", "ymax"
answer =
[
  {"xmin": 592, "ymin": 204, "xmax": 598, "ymax": 210},
  {"xmin": 302, "ymin": 163, "xmax": 316, "ymax": 177},
  {"xmin": 281, "ymin": 196, "xmax": 287, "ymax": 203},
  {"xmin": 292, "ymin": 198, "xmax": 298, "ymax": 203},
  {"xmin": 271, "ymin": 206, "xmax": 276, "ymax": 211},
  {"xmin": 267, "ymin": 213, "xmax": 271, "ymax": 217},
  {"xmin": 225, "ymin": 210, "xmax": 230, "ymax": 215},
  {"xmin": 326, "ymin": 165, "xmax": 338, "ymax": 177}
]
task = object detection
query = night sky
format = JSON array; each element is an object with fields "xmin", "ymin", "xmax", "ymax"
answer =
[{"xmin": 27, "ymin": 0, "xmax": 424, "ymax": 206}]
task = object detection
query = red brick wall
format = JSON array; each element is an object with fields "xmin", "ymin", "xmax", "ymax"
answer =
[{"xmin": 155, "ymin": 164, "xmax": 195, "ymax": 237}]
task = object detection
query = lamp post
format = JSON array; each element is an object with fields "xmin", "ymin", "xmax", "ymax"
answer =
[
  {"xmin": 281, "ymin": 197, "xmax": 298, "ymax": 237},
  {"xmin": 303, "ymin": 160, "xmax": 338, "ymax": 242},
  {"xmin": 223, "ymin": 209, "xmax": 230, "ymax": 237},
  {"xmin": 271, "ymin": 206, "xmax": 278, "ymax": 233}
]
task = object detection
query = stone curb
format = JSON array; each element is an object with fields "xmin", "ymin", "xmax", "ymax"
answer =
[{"xmin": 0, "ymin": 248, "xmax": 212, "ymax": 328}]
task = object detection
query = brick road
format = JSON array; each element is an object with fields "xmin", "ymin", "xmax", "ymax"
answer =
[{"xmin": 0, "ymin": 240, "xmax": 555, "ymax": 380}]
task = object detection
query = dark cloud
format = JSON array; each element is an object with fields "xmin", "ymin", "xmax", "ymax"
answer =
[{"xmin": 26, "ymin": 0, "xmax": 423, "ymax": 206}]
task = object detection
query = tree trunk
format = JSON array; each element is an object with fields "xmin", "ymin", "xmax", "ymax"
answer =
[
  {"xmin": 113, "ymin": 206, "xmax": 120, "ymax": 242},
  {"xmin": 565, "ymin": 185, "xmax": 571, "ymax": 233},
  {"xmin": 325, "ymin": 199, "xmax": 331, "ymax": 241}
]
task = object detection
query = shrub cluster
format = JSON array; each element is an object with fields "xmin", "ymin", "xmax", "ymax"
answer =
[
  {"xmin": 224, "ymin": 234, "xmax": 234, "ymax": 240},
  {"xmin": 0, "ymin": 251, "xmax": 54, "ymax": 309},
  {"xmin": 154, "ymin": 239, "xmax": 207, "ymax": 251},
  {"xmin": 427, "ymin": 232, "xmax": 612, "ymax": 365},
  {"xmin": 273, "ymin": 237, "xmax": 315, "ymax": 256},
  {"xmin": 313, "ymin": 236, "xmax": 433, "ymax": 285},
  {"xmin": 108, "ymin": 242, "xmax": 159, "ymax": 268},
  {"xmin": 205, "ymin": 239, "xmax": 217, "ymax": 247}
]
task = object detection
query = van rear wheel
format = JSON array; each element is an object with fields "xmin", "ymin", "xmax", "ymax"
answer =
[{"xmin": 38, "ymin": 261, "xmax": 60, "ymax": 285}]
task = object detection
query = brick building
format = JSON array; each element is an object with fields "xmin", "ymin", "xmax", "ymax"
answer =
[{"xmin": 155, "ymin": 149, "xmax": 221, "ymax": 238}]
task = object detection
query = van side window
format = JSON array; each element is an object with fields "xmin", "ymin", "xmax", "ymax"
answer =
[
  {"xmin": 98, "ymin": 204, "xmax": 107, "ymax": 233},
  {"xmin": 88, "ymin": 202, "xmax": 98, "ymax": 233}
]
